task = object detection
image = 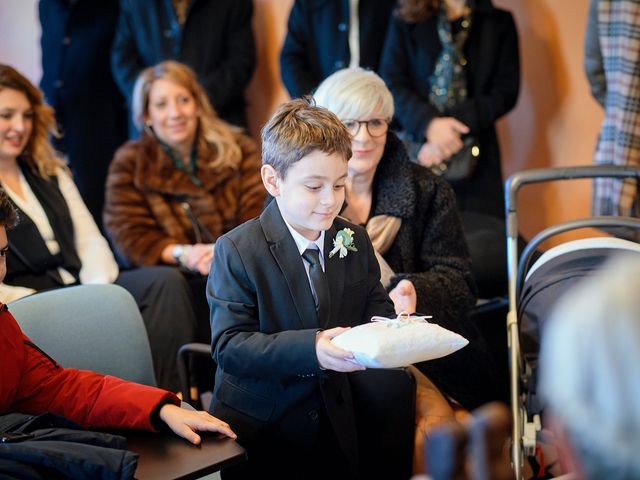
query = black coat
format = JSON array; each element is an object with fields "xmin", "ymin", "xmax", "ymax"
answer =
[
  {"xmin": 380, "ymin": 1, "xmax": 520, "ymax": 219},
  {"xmin": 39, "ymin": 0, "xmax": 128, "ymax": 227},
  {"xmin": 0, "ymin": 413, "xmax": 137, "ymax": 480},
  {"xmin": 369, "ymin": 133, "xmax": 499, "ymax": 409},
  {"xmin": 280, "ymin": 0, "xmax": 396, "ymax": 98},
  {"xmin": 111, "ymin": 0, "xmax": 255, "ymax": 127},
  {"xmin": 372, "ymin": 135, "xmax": 476, "ymax": 323}
]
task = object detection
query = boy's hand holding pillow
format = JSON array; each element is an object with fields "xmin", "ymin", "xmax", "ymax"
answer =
[{"xmin": 331, "ymin": 313, "xmax": 468, "ymax": 368}]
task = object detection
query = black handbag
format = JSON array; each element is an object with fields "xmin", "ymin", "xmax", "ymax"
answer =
[{"xmin": 430, "ymin": 136, "xmax": 479, "ymax": 183}]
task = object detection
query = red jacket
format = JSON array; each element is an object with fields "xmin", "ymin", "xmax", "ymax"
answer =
[{"xmin": 0, "ymin": 303, "xmax": 179, "ymax": 430}]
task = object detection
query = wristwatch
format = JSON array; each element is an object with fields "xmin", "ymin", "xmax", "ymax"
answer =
[{"xmin": 172, "ymin": 245, "xmax": 185, "ymax": 265}]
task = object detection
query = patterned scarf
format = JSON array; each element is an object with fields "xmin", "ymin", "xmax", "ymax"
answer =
[
  {"xmin": 366, "ymin": 215, "xmax": 402, "ymax": 287},
  {"xmin": 428, "ymin": 1, "xmax": 472, "ymax": 113}
]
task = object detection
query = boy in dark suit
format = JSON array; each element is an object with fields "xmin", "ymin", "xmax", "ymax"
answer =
[{"xmin": 207, "ymin": 98, "xmax": 396, "ymax": 478}]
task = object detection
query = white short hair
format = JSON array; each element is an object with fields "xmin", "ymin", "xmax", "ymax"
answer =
[
  {"xmin": 313, "ymin": 67, "xmax": 394, "ymax": 121},
  {"xmin": 539, "ymin": 254, "xmax": 640, "ymax": 478}
]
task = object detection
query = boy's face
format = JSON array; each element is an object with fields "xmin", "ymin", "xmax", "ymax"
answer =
[{"xmin": 262, "ymin": 150, "xmax": 347, "ymax": 241}]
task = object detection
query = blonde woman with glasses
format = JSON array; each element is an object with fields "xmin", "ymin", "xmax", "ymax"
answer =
[{"xmin": 314, "ymin": 69, "xmax": 502, "ymax": 429}]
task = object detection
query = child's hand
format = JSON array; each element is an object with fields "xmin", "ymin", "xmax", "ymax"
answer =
[
  {"xmin": 389, "ymin": 279, "xmax": 417, "ymax": 315},
  {"xmin": 159, "ymin": 404, "xmax": 236, "ymax": 445},
  {"xmin": 316, "ymin": 327, "xmax": 366, "ymax": 372}
]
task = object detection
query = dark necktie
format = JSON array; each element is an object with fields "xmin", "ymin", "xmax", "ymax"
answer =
[{"xmin": 302, "ymin": 248, "xmax": 330, "ymax": 324}]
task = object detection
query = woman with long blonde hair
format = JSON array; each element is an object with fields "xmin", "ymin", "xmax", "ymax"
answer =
[
  {"xmin": 104, "ymin": 61, "xmax": 264, "ymax": 363},
  {"xmin": 105, "ymin": 60, "xmax": 264, "ymax": 275}
]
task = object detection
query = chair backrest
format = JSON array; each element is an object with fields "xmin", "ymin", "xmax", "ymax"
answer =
[
  {"xmin": 349, "ymin": 367, "xmax": 416, "ymax": 479},
  {"xmin": 9, "ymin": 284, "xmax": 157, "ymax": 386}
]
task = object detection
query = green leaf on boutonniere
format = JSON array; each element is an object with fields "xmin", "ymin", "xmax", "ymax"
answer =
[{"xmin": 329, "ymin": 228, "xmax": 358, "ymax": 259}]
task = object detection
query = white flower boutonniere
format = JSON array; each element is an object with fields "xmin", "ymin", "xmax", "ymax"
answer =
[{"xmin": 329, "ymin": 228, "xmax": 358, "ymax": 258}]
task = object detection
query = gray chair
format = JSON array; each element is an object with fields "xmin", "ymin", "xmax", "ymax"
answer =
[{"xmin": 9, "ymin": 283, "xmax": 157, "ymax": 386}]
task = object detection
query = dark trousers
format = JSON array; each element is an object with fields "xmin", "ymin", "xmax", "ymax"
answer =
[
  {"xmin": 115, "ymin": 266, "xmax": 198, "ymax": 391},
  {"xmin": 221, "ymin": 407, "xmax": 352, "ymax": 480}
]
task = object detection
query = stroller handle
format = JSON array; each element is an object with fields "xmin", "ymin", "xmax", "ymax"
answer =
[{"xmin": 505, "ymin": 165, "xmax": 640, "ymax": 211}]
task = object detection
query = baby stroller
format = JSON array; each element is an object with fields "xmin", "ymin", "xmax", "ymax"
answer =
[{"xmin": 504, "ymin": 165, "xmax": 640, "ymax": 479}]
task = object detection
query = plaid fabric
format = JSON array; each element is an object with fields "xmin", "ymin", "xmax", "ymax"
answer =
[{"xmin": 592, "ymin": 0, "xmax": 640, "ymax": 216}]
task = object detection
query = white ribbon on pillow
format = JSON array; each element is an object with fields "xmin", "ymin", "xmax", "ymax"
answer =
[{"xmin": 331, "ymin": 313, "xmax": 469, "ymax": 368}]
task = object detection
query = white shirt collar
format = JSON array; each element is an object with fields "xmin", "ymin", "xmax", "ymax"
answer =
[{"xmin": 281, "ymin": 217, "xmax": 325, "ymax": 260}]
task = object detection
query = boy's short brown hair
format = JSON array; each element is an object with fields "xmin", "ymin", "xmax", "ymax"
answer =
[
  {"xmin": 0, "ymin": 190, "xmax": 18, "ymax": 229},
  {"xmin": 261, "ymin": 97, "xmax": 352, "ymax": 178}
]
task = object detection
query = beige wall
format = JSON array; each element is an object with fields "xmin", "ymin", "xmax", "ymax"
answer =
[
  {"xmin": 493, "ymin": 0, "xmax": 604, "ymax": 244},
  {"xmin": 1, "ymin": 0, "xmax": 603, "ymax": 244},
  {"xmin": 0, "ymin": 0, "xmax": 41, "ymax": 84}
]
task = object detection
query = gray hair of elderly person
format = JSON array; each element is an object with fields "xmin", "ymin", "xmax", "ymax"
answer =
[
  {"xmin": 538, "ymin": 254, "xmax": 640, "ymax": 480},
  {"xmin": 313, "ymin": 67, "xmax": 394, "ymax": 121}
]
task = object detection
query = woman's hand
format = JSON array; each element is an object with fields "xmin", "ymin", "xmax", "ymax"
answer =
[
  {"xmin": 389, "ymin": 279, "xmax": 417, "ymax": 315},
  {"xmin": 159, "ymin": 404, "xmax": 236, "ymax": 445},
  {"xmin": 315, "ymin": 327, "xmax": 366, "ymax": 372},
  {"xmin": 417, "ymin": 142, "xmax": 444, "ymax": 167},
  {"xmin": 185, "ymin": 243, "xmax": 215, "ymax": 275},
  {"xmin": 425, "ymin": 117, "xmax": 469, "ymax": 159}
]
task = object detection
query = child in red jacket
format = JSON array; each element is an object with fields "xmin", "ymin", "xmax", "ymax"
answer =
[{"xmin": 0, "ymin": 189, "xmax": 235, "ymax": 444}]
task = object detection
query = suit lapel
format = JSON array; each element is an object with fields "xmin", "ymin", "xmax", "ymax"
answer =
[
  {"xmin": 260, "ymin": 201, "xmax": 319, "ymax": 330},
  {"xmin": 323, "ymin": 224, "xmax": 345, "ymax": 329}
]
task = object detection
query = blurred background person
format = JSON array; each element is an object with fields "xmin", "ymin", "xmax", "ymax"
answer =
[
  {"xmin": 39, "ymin": 0, "xmax": 127, "ymax": 229},
  {"xmin": 104, "ymin": 60, "xmax": 264, "ymax": 350},
  {"xmin": 380, "ymin": 0, "xmax": 520, "ymax": 299},
  {"xmin": 585, "ymin": 0, "xmax": 640, "ymax": 236},
  {"xmin": 0, "ymin": 63, "xmax": 197, "ymax": 392},
  {"xmin": 539, "ymin": 254, "xmax": 640, "ymax": 479},
  {"xmin": 280, "ymin": 0, "xmax": 396, "ymax": 99},
  {"xmin": 111, "ymin": 0, "xmax": 255, "ymax": 132}
]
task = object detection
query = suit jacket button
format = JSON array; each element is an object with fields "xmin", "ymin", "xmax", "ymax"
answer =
[{"xmin": 308, "ymin": 409, "xmax": 319, "ymax": 422}]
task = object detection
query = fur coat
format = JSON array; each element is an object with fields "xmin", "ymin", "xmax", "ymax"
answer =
[
  {"xmin": 366, "ymin": 133, "xmax": 500, "ymax": 409},
  {"xmin": 104, "ymin": 131, "xmax": 265, "ymax": 266},
  {"xmin": 369, "ymin": 133, "xmax": 476, "ymax": 325}
]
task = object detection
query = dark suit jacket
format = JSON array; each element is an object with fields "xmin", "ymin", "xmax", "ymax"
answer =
[
  {"xmin": 380, "ymin": 0, "xmax": 520, "ymax": 219},
  {"xmin": 39, "ymin": 0, "xmax": 128, "ymax": 226},
  {"xmin": 280, "ymin": 0, "xmax": 396, "ymax": 98},
  {"xmin": 207, "ymin": 200, "xmax": 394, "ymax": 471},
  {"xmin": 110, "ymin": 0, "xmax": 255, "ymax": 127}
]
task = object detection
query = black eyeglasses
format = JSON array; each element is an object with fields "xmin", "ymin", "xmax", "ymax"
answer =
[{"xmin": 342, "ymin": 118, "xmax": 389, "ymax": 137}]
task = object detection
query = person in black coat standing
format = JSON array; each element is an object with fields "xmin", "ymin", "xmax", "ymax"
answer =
[
  {"xmin": 39, "ymin": 0, "xmax": 128, "ymax": 229},
  {"xmin": 111, "ymin": 0, "xmax": 255, "ymax": 130},
  {"xmin": 280, "ymin": 0, "xmax": 396, "ymax": 98},
  {"xmin": 380, "ymin": 0, "xmax": 520, "ymax": 298}
]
